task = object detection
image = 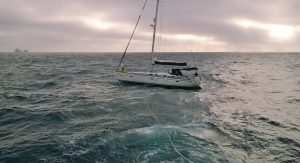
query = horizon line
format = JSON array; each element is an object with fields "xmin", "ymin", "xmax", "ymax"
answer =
[{"xmin": 1, "ymin": 51, "xmax": 300, "ymax": 53}]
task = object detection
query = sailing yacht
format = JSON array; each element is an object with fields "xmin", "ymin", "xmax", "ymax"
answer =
[{"xmin": 115, "ymin": 0, "xmax": 201, "ymax": 89}]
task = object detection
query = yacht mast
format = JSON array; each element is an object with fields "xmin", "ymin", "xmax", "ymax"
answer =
[{"xmin": 151, "ymin": 0, "xmax": 160, "ymax": 59}]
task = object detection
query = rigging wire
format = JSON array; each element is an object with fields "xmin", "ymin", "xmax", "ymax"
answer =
[
  {"xmin": 173, "ymin": 0, "xmax": 197, "ymax": 65},
  {"xmin": 173, "ymin": 0, "xmax": 189, "ymax": 52},
  {"xmin": 157, "ymin": 0, "xmax": 165, "ymax": 52},
  {"xmin": 116, "ymin": 0, "xmax": 149, "ymax": 70}
]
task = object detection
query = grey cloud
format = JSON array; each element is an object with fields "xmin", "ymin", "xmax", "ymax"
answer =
[{"xmin": 0, "ymin": 0, "xmax": 299, "ymax": 52}]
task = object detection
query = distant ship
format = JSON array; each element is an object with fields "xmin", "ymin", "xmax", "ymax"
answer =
[{"xmin": 15, "ymin": 48, "xmax": 29, "ymax": 53}]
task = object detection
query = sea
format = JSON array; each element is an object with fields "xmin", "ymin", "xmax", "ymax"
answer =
[{"xmin": 0, "ymin": 52, "xmax": 299, "ymax": 163}]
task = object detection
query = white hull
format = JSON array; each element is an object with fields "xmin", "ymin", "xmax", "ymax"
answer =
[{"xmin": 116, "ymin": 71, "xmax": 201, "ymax": 89}]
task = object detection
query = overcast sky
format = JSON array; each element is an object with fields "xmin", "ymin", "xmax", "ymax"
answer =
[{"xmin": 0, "ymin": 0, "xmax": 299, "ymax": 52}]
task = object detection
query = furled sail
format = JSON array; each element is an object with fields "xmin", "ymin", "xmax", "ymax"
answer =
[{"xmin": 152, "ymin": 58, "xmax": 187, "ymax": 66}]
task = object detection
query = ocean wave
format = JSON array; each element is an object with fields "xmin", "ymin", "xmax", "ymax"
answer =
[
  {"xmin": 277, "ymin": 137, "xmax": 300, "ymax": 148},
  {"xmin": 1, "ymin": 53, "xmax": 300, "ymax": 162},
  {"xmin": 3, "ymin": 93, "xmax": 28, "ymax": 101},
  {"xmin": 258, "ymin": 116, "xmax": 286, "ymax": 128},
  {"xmin": 287, "ymin": 98, "xmax": 300, "ymax": 104},
  {"xmin": 202, "ymin": 73, "xmax": 228, "ymax": 85},
  {"xmin": 41, "ymin": 81, "xmax": 57, "ymax": 89},
  {"xmin": 42, "ymin": 111, "xmax": 70, "ymax": 122},
  {"xmin": 73, "ymin": 69, "xmax": 93, "ymax": 75}
]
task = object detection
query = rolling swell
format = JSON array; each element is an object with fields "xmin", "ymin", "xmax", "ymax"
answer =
[{"xmin": 0, "ymin": 52, "xmax": 300, "ymax": 162}]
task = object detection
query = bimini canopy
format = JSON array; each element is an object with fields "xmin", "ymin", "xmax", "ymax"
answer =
[
  {"xmin": 171, "ymin": 67, "xmax": 198, "ymax": 76},
  {"xmin": 152, "ymin": 58, "xmax": 187, "ymax": 66}
]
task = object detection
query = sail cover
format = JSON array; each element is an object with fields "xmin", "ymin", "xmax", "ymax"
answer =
[
  {"xmin": 172, "ymin": 67, "xmax": 198, "ymax": 71},
  {"xmin": 152, "ymin": 58, "xmax": 187, "ymax": 66}
]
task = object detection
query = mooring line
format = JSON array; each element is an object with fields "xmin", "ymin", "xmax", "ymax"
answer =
[
  {"xmin": 117, "ymin": 79, "xmax": 194, "ymax": 162},
  {"xmin": 142, "ymin": 98, "xmax": 195, "ymax": 163}
]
